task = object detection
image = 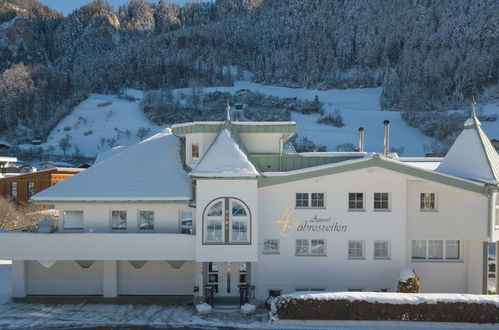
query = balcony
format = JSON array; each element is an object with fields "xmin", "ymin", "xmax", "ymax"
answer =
[{"xmin": 0, "ymin": 232, "xmax": 196, "ymax": 260}]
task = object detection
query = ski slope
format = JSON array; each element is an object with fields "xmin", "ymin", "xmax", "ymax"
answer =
[
  {"xmin": 37, "ymin": 90, "xmax": 164, "ymax": 157},
  {"xmin": 177, "ymin": 82, "xmax": 435, "ymax": 156}
]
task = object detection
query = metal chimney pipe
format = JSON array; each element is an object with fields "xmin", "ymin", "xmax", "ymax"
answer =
[
  {"xmin": 383, "ymin": 120, "xmax": 390, "ymax": 156},
  {"xmin": 358, "ymin": 127, "xmax": 364, "ymax": 152}
]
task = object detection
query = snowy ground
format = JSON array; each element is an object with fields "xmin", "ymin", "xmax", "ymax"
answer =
[
  {"xmin": 21, "ymin": 90, "xmax": 165, "ymax": 157},
  {"xmin": 0, "ymin": 260, "xmax": 497, "ymax": 329}
]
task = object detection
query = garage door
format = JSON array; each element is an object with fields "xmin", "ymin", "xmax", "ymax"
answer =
[
  {"xmin": 27, "ymin": 261, "xmax": 103, "ymax": 295},
  {"xmin": 118, "ymin": 261, "xmax": 195, "ymax": 295}
]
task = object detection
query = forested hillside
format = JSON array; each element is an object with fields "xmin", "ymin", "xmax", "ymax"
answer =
[{"xmin": 0, "ymin": 0, "xmax": 497, "ymax": 143}]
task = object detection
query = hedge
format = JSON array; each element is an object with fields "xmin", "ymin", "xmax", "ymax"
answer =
[{"xmin": 272, "ymin": 296, "xmax": 499, "ymax": 323}]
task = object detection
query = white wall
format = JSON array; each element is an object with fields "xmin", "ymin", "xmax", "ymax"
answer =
[
  {"xmin": 185, "ymin": 133, "xmax": 217, "ymax": 168},
  {"xmin": 239, "ymin": 133, "xmax": 282, "ymax": 153},
  {"xmin": 55, "ymin": 202, "xmax": 194, "ymax": 234},
  {"xmin": 195, "ymin": 179, "xmax": 258, "ymax": 262},
  {"xmin": 255, "ymin": 167, "xmax": 408, "ymax": 298}
]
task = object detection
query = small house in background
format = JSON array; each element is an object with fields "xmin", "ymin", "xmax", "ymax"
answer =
[
  {"xmin": 235, "ymin": 104, "xmax": 244, "ymax": 110},
  {"xmin": 78, "ymin": 163, "xmax": 92, "ymax": 169},
  {"xmin": 0, "ymin": 156, "xmax": 20, "ymax": 178},
  {"xmin": 0, "ymin": 167, "xmax": 84, "ymax": 202},
  {"xmin": 491, "ymin": 139, "xmax": 499, "ymax": 152},
  {"xmin": 31, "ymin": 139, "xmax": 42, "ymax": 145},
  {"xmin": 0, "ymin": 140, "xmax": 11, "ymax": 151},
  {"xmin": 236, "ymin": 89, "xmax": 250, "ymax": 96},
  {"xmin": 39, "ymin": 161, "xmax": 75, "ymax": 169}
]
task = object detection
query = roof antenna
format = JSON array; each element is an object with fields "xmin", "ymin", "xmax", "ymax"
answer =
[
  {"xmin": 225, "ymin": 100, "xmax": 231, "ymax": 121},
  {"xmin": 471, "ymin": 96, "xmax": 477, "ymax": 118}
]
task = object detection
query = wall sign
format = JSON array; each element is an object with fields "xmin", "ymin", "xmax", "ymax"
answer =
[{"xmin": 276, "ymin": 207, "xmax": 348, "ymax": 237}]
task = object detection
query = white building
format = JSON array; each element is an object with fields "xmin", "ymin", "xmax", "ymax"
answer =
[{"xmin": 0, "ymin": 109, "xmax": 498, "ymax": 301}]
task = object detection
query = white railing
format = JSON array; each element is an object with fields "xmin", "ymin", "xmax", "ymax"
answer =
[{"xmin": 0, "ymin": 232, "xmax": 196, "ymax": 260}]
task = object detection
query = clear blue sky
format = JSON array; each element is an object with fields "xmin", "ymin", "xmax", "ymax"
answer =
[{"xmin": 38, "ymin": 0, "xmax": 198, "ymax": 15}]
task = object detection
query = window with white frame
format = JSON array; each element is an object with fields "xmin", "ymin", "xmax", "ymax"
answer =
[
  {"xmin": 138, "ymin": 210, "xmax": 154, "ymax": 231},
  {"xmin": 374, "ymin": 240, "xmax": 390, "ymax": 259},
  {"xmin": 111, "ymin": 210, "xmax": 127, "ymax": 230},
  {"xmin": 263, "ymin": 239, "xmax": 280, "ymax": 254},
  {"xmin": 63, "ymin": 210, "xmax": 84, "ymax": 230},
  {"xmin": 311, "ymin": 193, "xmax": 325, "ymax": 207},
  {"xmin": 180, "ymin": 210, "xmax": 193, "ymax": 234},
  {"xmin": 203, "ymin": 198, "xmax": 251, "ymax": 244},
  {"xmin": 296, "ymin": 193, "xmax": 325, "ymax": 208},
  {"xmin": 348, "ymin": 240, "xmax": 364, "ymax": 259},
  {"xmin": 191, "ymin": 143, "xmax": 200, "ymax": 161},
  {"xmin": 348, "ymin": 193, "xmax": 364, "ymax": 210},
  {"xmin": 420, "ymin": 193, "xmax": 436, "ymax": 211},
  {"xmin": 296, "ymin": 239, "xmax": 326, "ymax": 256},
  {"xmin": 10, "ymin": 182, "xmax": 17, "ymax": 198},
  {"xmin": 295, "ymin": 193, "xmax": 309, "ymax": 207},
  {"xmin": 374, "ymin": 192, "xmax": 389, "ymax": 210},
  {"xmin": 411, "ymin": 239, "xmax": 461, "ymax": 261}
]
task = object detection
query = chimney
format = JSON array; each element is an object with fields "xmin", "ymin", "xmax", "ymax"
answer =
[
  {"xmin": 358, "ymin": 127, "xmax": 364, "ymax": 152},
  {"xmin": 383, "ymin": 120, "xmax": 390, "ymax": 156}
]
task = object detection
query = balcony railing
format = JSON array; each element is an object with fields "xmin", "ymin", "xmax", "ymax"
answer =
[{"xmin": 0, "ymin": 232, "xmax": 196, "ymax": 260}]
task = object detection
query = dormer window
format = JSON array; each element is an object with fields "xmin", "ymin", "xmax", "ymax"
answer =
[{"xmin": 191, "ymin": 143, "xmax": 200, "ymax": 162}]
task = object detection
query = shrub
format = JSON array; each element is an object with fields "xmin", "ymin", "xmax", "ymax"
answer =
[
  {"xmin": 97, "ymin": 101, "xmax": 112, "ymax": 107},
  {"xmin": 272, "ymin": 294, "xmax": 499, "ymax": 323},
  {"xmin": 83, "ymin": 130, "xmax": 93, "ymax": 136},
  {"xmin": 318, "ymin": 109, "xmax": 345, "ymax": 127},
  {"xmin": 63, "ymin": 126, "xmax": 71, "ymax": 131}
]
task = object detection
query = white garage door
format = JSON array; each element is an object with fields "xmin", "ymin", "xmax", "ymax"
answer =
[
  {"xmin": 27, "ymin": 261, "xmax": 103, "ymax": 295},
  {"xmin": 118, "ymin": 261, "xmax": 195, "ymax": 295}
]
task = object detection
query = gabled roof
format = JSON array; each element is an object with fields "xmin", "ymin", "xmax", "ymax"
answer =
[
  {"xmin": 189, "ymin": 122, "xmax": 260, "ymax": 178},
  {"xmin": 32, "ymin": 129, "xmax": 192, "ymax": 202},
  {"xmin": 437, "ymin": 114, "xmax": 499, "ymax": 184},
  {"xmin": 260, "ymin": 154, "xmax": 488, "ymax": 194}
]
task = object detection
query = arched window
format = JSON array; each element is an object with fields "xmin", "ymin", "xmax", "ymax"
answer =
[{"xmin": 203, "ymin": 198, "xmax": 251, "ymax": 244}]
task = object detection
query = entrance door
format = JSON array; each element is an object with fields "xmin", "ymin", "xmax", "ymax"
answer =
[{"xmin": 207, "ymin": 262, "xmax": 247, "ymax": 296}]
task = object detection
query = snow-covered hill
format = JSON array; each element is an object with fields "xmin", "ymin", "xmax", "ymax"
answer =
[
  {"xmin": 32, "ymin": 90, "xmax": 164, "ymax": 157},
  {"xmin": 18, "ymin": 82, "xmax": 498, "ymax": 158}
]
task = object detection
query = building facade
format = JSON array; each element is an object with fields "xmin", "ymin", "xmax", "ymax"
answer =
[{"xmin": 0, "ymin": 111, "xmax": 498, "ymax": 300}]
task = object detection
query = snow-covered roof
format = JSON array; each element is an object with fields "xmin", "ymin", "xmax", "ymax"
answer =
[
  {"xmin": 190, "ymin": 125, "xmax": 260, "ymax": 178},
  {"xmin": 438, "ymin": 114, "xmax": 499, "ymax": 184},
  {"xmin": 0, "ymin": 156, "xmax": 17, "ymax": 163},
  {"xmin": 0, "ymin": 140, "xmax": 11, "ymax": 147},
  {"xmin": 94, "ymin": 146, "xmax": 127, "ymax": 164},
  {"xmin": 32, "ymin": 129, "xmax": 192, "ymax": 202},
  {"xmin": 39, "ymin": 161, "xmax": 75, "ymax": 167}
]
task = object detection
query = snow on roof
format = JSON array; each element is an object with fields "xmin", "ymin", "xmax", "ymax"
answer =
[
  {"xmin": 298, "ymin": 152, "xmax": 371, "ymax": 158},
  {"xmin": 0, "ymin": 156, "xmax": 17, "ymax": 162},
  {"xmin": 94, "ymin": 145, "xmax": 127, "ymax": 164},
  {"xmin": 438, "ymin": 114, "xmax": 499, "ymax": 184},
  {"xmin": 39, "ymin": 161, "xmax": 75, "ymax": 167},
  {"xmin": 171, "ymin": 121, "xmax": 296, "ymax": 129},
  {"xmin": 0, "ymin": 140, "xmax": 11, "ymax": 147},
  {"xmin": 32, "ymin": 129, "xmax": 192, "ymax": 201},
  {"xmin": 190, "ymin": 127, "xmax": 259, "ymax": 178}
]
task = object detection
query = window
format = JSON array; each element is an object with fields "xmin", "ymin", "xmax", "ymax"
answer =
[
  {"xmin": 263, "ymin": 239, "xmax": 280, "ymax": 254},
  {"xmin": 269, "ymin": 289, "xmax": 282, "ymax": 298},
  {"xmin": 295, "ymin": 193, "xmax": 309, "ymax": 207},
  {"xmin": 203, "ymin": 198, "xmax": 251, "ymax": 244},
  {"xmin": 445, "ymin": 240, "xmax": 460, "ymax": 260},
  {"xmin": 428, "ymin": 240, "xmax": 443, "ymax": 259},
  {"xmin": 180, "ymin": 210, "xmax": 193, "ymax": 234},
  {"xmin": 191, "ymin": 143, "xmax": 200, "ymax": 161},
  {"xmin": 374, "ymin": 192, "xmax": 389, "ymax": 210},
  {"xmin": 296, "ymin": 239, "xmax": 326, "ymax": 256},
  {"xmin": 111, "ymin": 211, "xmax": 127, "ymax": 230},
  {"xmin": 295, "ymin": 287, "xmax": 325, "ymax": 292},
  {"xmin": 63, "ymin": 210, "xmax": 84, "ymax": 230},
  {"xmin": 374, "ymin": 240, "xmax": 390, "ymax": 259},
  {"xmin": 411, "ymin": 240, "xmax": 427, "ymax": 260},
  {"xmin": 348, "ymin": 193, "xmax": 364, "ymax": 210},
  {"xmin": 348, "ymin": 288, "xmax": 363, "ymax": 292},
  {"xmin": 27, "ymin": 182, "xmax": 35, "ymax": 198},
  {"xmin": 412, "ymin": 239, "xmax": 462, "ymax": 261},
  {"xmin": 10, "ymin": 182, "xmax": 17, "ymax": 198},
  {"xmin": 295, "ymin": 239, "xmax": 309, "ymax": 255},
  {"xmin": 138, "ymin": 210, "xmax": 154, "ymax": 231},
  {"xmin": 373, "ymin": 288, "xmax": 388, "ymax": 292},
  {"xmin": 348, "ymin": 240, "xmax": 364, "ymax": 259},
  {"xmin": 420, "ymin": 193, "xmax": 436, "ymax": 211},
  {"xmin": 239, "ymin": 262, "xmax": 247, "ymax": 284},
  {"xmin": 296, "ymin": 193, "xmax": 325, "ymax": 208},
  {"xmin": 207, "ymin": 262, "xmax": 219, "ymax": 293},
  {"xmin": 311, "ymin": 193, "xmax": 325, "ymax": 207}
]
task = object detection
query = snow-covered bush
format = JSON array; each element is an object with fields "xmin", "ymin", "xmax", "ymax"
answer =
[
  {"xmin": 195, "ymin": 303, "xmax": 212, "ymax": 315},
  {"xmin": 240, "ymin": 303, "xmax": 256, "ymax": 315},
  {"xmin": 317, "ymin": 109, "xmax": 344, "ymax": 127},
  {"xmin": 397, "ymin": 268, "xmax": 420, "ymax": 293}
]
